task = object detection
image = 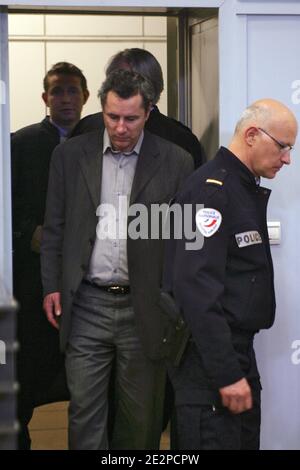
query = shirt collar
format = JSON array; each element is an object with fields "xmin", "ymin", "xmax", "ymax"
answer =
[
  {"xmin": 103, "ymin": 129, "xmax": 144, "ymax": 156},
  {"xmin": 50, "ymin": 118, "xmax": 70, "ymax": 139}
]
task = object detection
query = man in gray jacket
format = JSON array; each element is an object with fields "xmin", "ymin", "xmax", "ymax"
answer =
[{"xmin": 41, "ymin": 69, "xmax": 193, "ymax": 450}]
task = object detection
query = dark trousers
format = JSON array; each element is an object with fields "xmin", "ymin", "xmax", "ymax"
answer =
[
  {"xmin": 66, "ymin": 281, "xmax": 166, "ymax": 450},
  {"xmin": 176, "ymin": 391, "xmax": 260, "ymax": 450},
  {"xmin": 169, "ymin": 336, "xmax": 261, "ymax": 450}
]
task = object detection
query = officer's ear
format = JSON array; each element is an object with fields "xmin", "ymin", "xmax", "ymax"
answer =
[{"xmin": 245, "ymin": 126, "xmax": 259, "ymax": 147}]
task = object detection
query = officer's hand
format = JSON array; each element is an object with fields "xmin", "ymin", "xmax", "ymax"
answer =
[
  {"xmin": 31, "ymin": 225, "xmax": 43, "ymax": 254},
  {"xmin": 219, "ymin": 378, "xmax": 252, "ymax": 414},
  {"xmin": 43, "ymin": 292, "xmax": 62, "ymax": 329}
]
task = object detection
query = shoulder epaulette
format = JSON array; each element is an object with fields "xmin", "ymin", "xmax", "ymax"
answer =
[
  {"xmin": 206, "ymin": 178, "xmax": 223, "ymax": 186},
  {"xmin": 205, "ymin": 168, "xmax": 228, "ymax": 187}
]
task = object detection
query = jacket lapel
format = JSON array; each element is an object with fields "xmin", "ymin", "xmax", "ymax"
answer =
[
  {"xmin": 77, "ymin": 130, "xmax": 103, "ymax": 210},
  {"xmin": 130, "ymin": 131, "xmax": 162, "ymax": 204}
]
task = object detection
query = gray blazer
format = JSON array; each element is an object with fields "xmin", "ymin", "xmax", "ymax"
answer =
[{"xmin": 41, "ymin": 129, "xmax": 194, "ymax": 359}]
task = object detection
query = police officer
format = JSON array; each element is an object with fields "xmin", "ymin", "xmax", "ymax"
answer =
[{"xmin": 163, "ymin": 98, "xmax": 298, "ymax": 450}]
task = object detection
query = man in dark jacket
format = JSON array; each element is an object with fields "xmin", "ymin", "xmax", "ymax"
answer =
[
  {"xmin": 11, "ymin": 62, "xmax": 89, "ymax": 449},
  {"xmin": 72, "ymin": 48, "xmax": 204, "ymax": 168},
  {"xmin": 163, "ymin": 98, "xmax": 297, "ymax": 450},
  {"xmin": 73, "ymin": 49, "xmax": 202, "ymax": 446},
  {"xmin": 41, "ymin": 70, "xmax": 194, "ymax": 450}
]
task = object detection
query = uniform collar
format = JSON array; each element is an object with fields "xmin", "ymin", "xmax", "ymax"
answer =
[{"xmin": 216, "ymin": 146, "xmax": 258, "ymax": 187}]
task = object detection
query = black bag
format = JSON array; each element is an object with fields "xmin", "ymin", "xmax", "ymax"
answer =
[{"xmin": 159, "ymin": 290, "xmax": 190, "ymax": 367}]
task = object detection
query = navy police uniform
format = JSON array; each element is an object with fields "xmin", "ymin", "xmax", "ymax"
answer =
[{"xmin": 164, "ymin": 146, "xmax": 276, "ymax": 450}]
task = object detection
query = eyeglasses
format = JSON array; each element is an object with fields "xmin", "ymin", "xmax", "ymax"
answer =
[{"xmin": 258, "ymin": 127, "xmax": 293, "ymax": 153}]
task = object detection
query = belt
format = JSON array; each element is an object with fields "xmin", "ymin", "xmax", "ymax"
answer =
[{"xmin": 83, "ymin": 280, "xmax": 130, "ymax": 295}]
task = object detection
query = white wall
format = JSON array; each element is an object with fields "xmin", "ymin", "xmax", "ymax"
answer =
[
  {"xmin": 219, "ymin": 0, "xmax": 300, "ymax": 450},
  {"xmin": 247, "ymin": 14, "xmax": 300, "ymax": 451},
  {"xmin": 8, "ymin": 14, "xmax": 167, "ymax": 131}
]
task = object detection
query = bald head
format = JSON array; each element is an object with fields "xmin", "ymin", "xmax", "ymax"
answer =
[
  {"xmin": 229, "ymin": 98, "xmax": 298, "ymax": 179},
  {"xmin": 234, "ymin": 99, "xmax": 298, "ymax": 136}
]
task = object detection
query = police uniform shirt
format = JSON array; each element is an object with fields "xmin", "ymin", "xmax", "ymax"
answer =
[{"xmin": 170, "ymin": 146, "xmax": 276, "ymax": 390}]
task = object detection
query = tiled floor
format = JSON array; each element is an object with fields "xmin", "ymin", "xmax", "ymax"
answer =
[
  {"xmin": 29, "ymin": 402, "xmax": 68, "ymax": 450},
  {"xmin": 28, "ymin": 402, "xmax": 170, "ymax": 450}
]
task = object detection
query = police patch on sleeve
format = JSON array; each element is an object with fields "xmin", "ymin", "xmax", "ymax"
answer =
[{"xmin": 196, "ymin": 208, "xmax": 222, "ymax": 237}]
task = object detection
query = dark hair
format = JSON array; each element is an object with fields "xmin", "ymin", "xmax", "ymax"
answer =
[
  {"xmin": 99, "ymin": 69, "xmax": 155, "ymax": 112},
  {"xmin": 106, "ymin": 48, "xmax": 164, "ymax": 105},
  {"xmin": 43, "ymin": 62, "xmax": 88, "ymax": 92}
]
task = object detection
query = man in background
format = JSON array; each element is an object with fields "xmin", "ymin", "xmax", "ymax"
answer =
[
  {"xmin": 11, "ymin": 61, "xmax": 89, "ymax": 449},
  {"xmin": 73, "ymin": 48, "xmax": 204, "ymax": 168}
]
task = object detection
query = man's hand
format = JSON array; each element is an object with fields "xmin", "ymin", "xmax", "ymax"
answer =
[
  {"xmin": 219, "ymin": 378, "xmax": 252, "ymax": 414},
  {"xmin": 31, "ymin": 225, "xmax": 43, "ymax": 254},
  {"xmin": 43, "ymin": 292, "xmax": 62, "ymax": 329}
]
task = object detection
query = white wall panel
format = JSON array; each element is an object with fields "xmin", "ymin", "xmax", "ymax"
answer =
[
  {"xmin": 9, "ymin": 41, "xmax": 45, "ymax": 131},
  {"xmin": 46, "ymin": 14, "xmax": 143, "ymax": 36},
  {"xmin": 8, "ymin": 14, "xmax": 44, "ymax": 36},
  {"xmin": 246, "ymin": 14, "xmax": 300, "ymax": 450},
  {"xmin": 144, "ymin": 16, "xmax": 167, "ymax": 36},
  {"xmin": 46, "ymin": 40, "xmax": 142, "ymax": 117},
  {"xmin": 144, "ymin": 41, "xmax": 167, "ymax": 114},
  {"xmin": 9, "ymin": 14, "xmax": 167, "ymax": 129}
]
